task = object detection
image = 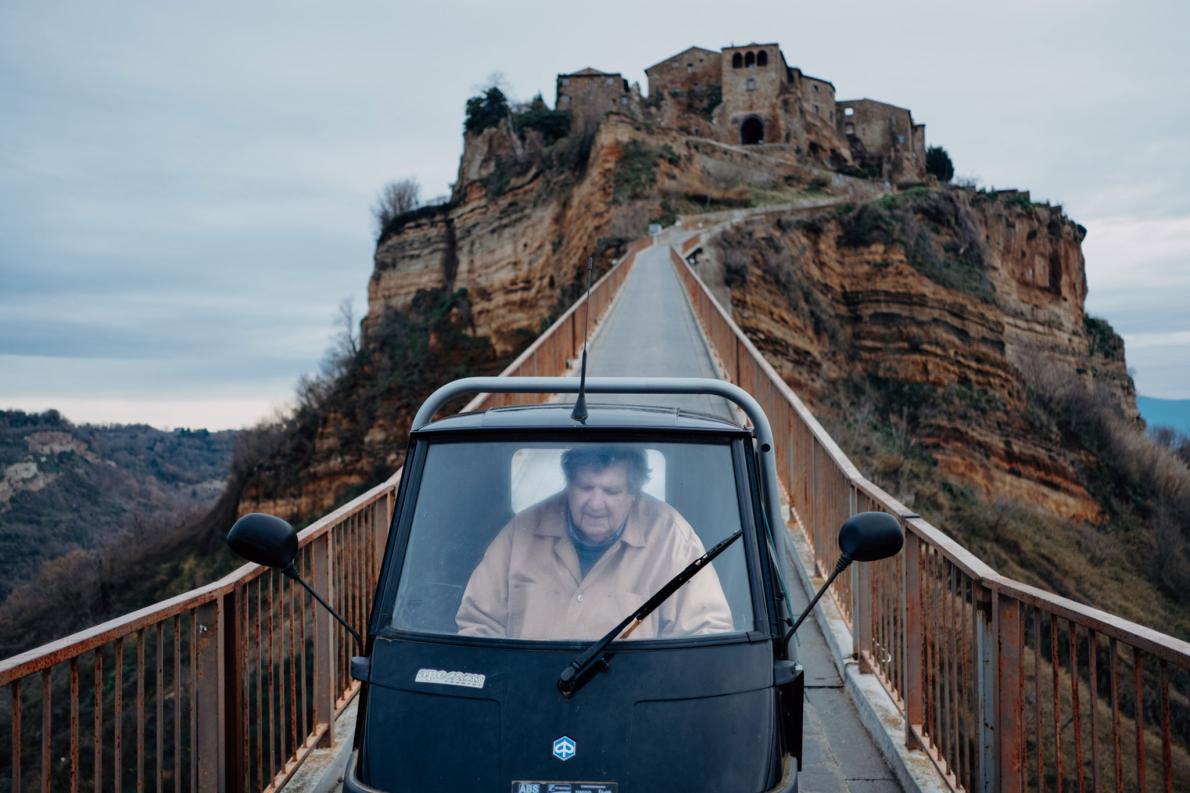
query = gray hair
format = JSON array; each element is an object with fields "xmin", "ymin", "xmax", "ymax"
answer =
[{"xmin": 561, "ymin": 445, "xmax": 650, "ymax": 494}]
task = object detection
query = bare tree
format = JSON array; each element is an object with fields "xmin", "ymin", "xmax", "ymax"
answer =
[
  {"xmin": 333, "ymin": 298, "xmax": 359, "ymax": 362},
  {"xmin": 372, "ymin": 178, "xmax": 421, "ymax": 239}
]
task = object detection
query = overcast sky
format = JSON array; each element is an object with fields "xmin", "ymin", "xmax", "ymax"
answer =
[{"xmin": 2, "ymin": 0, "xmax": 1187, "ymax": 430}]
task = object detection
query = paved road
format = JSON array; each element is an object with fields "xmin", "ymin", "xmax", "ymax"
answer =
[
  {"xmin": 586, "ymin": 238, "xmax": 902, "ymax": 793},
  {"xmin": 586, "ymin": 240, "xmax": 734, "ymax": 419}
]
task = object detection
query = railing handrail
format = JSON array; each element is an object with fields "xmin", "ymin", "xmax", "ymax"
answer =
[
  {"xmin": 0, "ymin": 578, "xmax": 229, "ymax": 686},
  {"xmin": 0, "ymin": 475, "xmax": 400, "ymax": 686},
  {"xmin": 668, "ymin": 237, "xmax": 1190, "ymax": 663},
  {"xmin": 988, "ymin": 572, "xmax": 1190, "ymax": 665}
]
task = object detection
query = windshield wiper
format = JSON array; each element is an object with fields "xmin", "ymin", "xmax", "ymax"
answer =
[{"xmin": 556, "ymin": 529, "xmax": 743, "ymax": 697}]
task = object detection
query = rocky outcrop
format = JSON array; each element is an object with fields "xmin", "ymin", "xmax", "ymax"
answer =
[
  {"xmin": 365, "ymin": 114, "xmax": 859, "ymax": 355},
  {"xmin": 702, "ymin": 189, "xmax": 1135, "ymax": 521}
]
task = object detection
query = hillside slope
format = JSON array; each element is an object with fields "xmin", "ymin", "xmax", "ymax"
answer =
[
  {"xmin": 696, "ymin": 189, "xmax": 1190, "ymax": 636},
  {"xmin": 0, "ymin": 410, "xmax": 235, "ymax": 601},
  {"xmin": 0, "ymin": 410, "xmax": 242, "ymax": 657}
]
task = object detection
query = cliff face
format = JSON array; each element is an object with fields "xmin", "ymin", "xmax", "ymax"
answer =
[
  {"xmin": 365, "ymin": 114, "xmax": 849, "ymax": 355},
  {"xmin": 702, "ymin": 189, "xmax": 1135, "ymax": 522}
]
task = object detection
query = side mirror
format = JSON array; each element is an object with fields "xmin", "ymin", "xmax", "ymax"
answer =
[
  {"xmin": 784, "ymin": 511, "xmax": 904, "ymax": 643},
  {"xmin": 838, "ymin": 511, "xmax": 904, "ymax": 562},
  {"xmin": 227, "ymin": 513, "xmax": 298, "ymax": 571},
  {"xmin": 226, "ymin": 513, "xmax": 364, "ymax": 652}
]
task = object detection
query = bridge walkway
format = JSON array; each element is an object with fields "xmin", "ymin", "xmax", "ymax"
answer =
[{"xmin": 586, "ymin": 237, "xmax": 902, "ymax": 792}]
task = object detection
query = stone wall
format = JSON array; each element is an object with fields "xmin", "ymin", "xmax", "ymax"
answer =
[
  {"xmin": 838, "ymin": 99, "xmax": 926, "ymax": 183},
  {"xmin": 799, "ymin": 74, "xmax": 838, "ymax": 127},
  {"xmin": 557, "ymin": 70, "xmax": 632, "ymax": 131},
  {"xmin": 645, "ymin": 46, "xmax": 722, "ymax": 134},
  {"xmin": 719, "ymin": 44, "xmax": 788, "ymax": 145}
]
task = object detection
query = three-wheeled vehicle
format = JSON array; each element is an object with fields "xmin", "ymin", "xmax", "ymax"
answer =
[{"xmin": 229, "ymin": 377, "xmax": 902, "ymax": 793}]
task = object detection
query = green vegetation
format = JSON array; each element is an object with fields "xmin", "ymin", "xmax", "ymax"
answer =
[
  {"xmin": 808, "ymin": 175, "xmax": 831, "ymax": 192},
  {"xmin": 1021, "ymin": 367, "xmax": 1190, "ymax": 605},
  {"xmin": 464, "ymin": 86, "xmax": 510, "ymax": 134},
  {"xmin": 926, "ymin": 144, "xmax": 955, "ymax": 182},
  {"xmin": 513, "ymin": 94, "xmax": 571, "ymax": 146},
  {"xmin": 688, "ymin": 85, "xmax": 721, "ymax": 121},
  {"xmin": 481, "ymin": 126, "xmax": 597, "ymax": 199},
  {"xmin": 1085, "ymin": 314, "xmax": 1125, "ymax": 359},
  {"xmin": 1004, "ymin": 192, "xmax": 1033, "ymax": 209},
  {"xmin": 481, "ymin": 156, "xmax": 528, "ymax": 197},
  {"xmin": 613, "ymin": 140, "xmax": 665, "ymax": 202},
  {"xmin": 376, "ymin": 200, "xmax": 454, "ymax": 247},
  {"xmin": 836, "ymin": 190, "xmax": 996, "ymax": 303}
]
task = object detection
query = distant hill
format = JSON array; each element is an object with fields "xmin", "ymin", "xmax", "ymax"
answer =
[
  {"xmin": 0, "ymin": 409, "xmax": 237, "ymax": 604},
  {"xmin": 1140, "ymin": 396, "xmax": 1190, "ymax": 434}
]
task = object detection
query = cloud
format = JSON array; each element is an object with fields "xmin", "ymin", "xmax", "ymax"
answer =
[
  {"xmin": 2, "ymin": 0, "xmax": 1189, "ymax": 429},
  {"xmin": 1082, "ymin": 214, "xmax": 1190, "ymax": 396}
]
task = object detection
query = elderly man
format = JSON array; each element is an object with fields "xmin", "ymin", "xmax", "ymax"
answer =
[{"xmin": 456, "ymin": 445, "xmax": 733, "ymax": 640}]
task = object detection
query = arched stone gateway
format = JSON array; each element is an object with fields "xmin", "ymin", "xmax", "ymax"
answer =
[{"xmin": 740, "ymin": 116, "xmax": 764, "ymax": 145}]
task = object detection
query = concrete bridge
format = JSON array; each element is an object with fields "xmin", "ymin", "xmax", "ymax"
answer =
[{"xmin": 2, "ymin": 225, "xmax": 1188, "ymax": 793}]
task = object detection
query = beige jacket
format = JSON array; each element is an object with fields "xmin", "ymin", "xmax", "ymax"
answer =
[{"xmin": 456, "ymin": 491, "xmax": 734, "ymax": 640}]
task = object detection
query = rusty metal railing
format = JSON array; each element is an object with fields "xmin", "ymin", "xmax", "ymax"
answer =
[
  {"xmin": 0, "ymin": 242, "xmax": 642, "ymax": 793},
  {"xmin": 0, "ymin": 484, "xmax": 394, "ymax": 793},
  {"xmin": 670, "ymin": 241, "xmax": 1190, "ymax": 792}
]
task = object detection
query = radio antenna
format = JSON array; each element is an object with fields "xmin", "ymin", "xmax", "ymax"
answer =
[{"xmin": 570, "ymin": 255, "xmax": 595, "ymax": 422}]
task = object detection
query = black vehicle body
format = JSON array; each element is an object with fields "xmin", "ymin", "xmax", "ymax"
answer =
[
  {"xmin": 342, "ymin": 377, "xmax": 804, "ymax": 792},
  {"xmin": 223, "ymin": 378, "xmax": 907, "ymax": 792}
]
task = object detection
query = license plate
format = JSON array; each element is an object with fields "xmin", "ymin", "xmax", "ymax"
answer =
[{"xmin": 511, "ymin": 784, "xmax": 618, "ymax": 793}]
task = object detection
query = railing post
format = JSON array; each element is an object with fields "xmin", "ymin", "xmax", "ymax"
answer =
[
  {"xmin": 976, "ymin": 584, "xmax": 998, "ymax": 793},
  {"xmin": 850, "ymin": 485, "xmax": 874, "ymax": 671},
  {"xmin": 221, "ymin": 588, "xmax": 245, "ymax": 792},
  {"xmin": 194, "ymin": 599, "xmax": 226, "ymax": 793},
  {"xmin": 903, "ymin": 529, "xmax": 924, "ymax": 749},
  {"xmin": 373, "ymin": 499, "xmax": 389, "ymax": 572},
  {"xmin": 310, "ymin": 533, "xmax": 336, "ymax": 748},
  {"xmin": 996, "ymin": 591, "xmax": 1023, "ymax": 793}
]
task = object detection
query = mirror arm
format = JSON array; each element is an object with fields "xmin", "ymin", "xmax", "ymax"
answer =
[
  {"xmin": 282, "ymin": 564, "xmax": 364, "ymax": 652},
  {"xmin": 783, "ymin": 553, "xmax": 852, "ymax": 645}
]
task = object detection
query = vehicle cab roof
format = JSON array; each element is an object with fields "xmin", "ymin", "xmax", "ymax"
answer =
[{"xmin": 413, "ymin": 402, "xmax": 750, "ymax": 437}]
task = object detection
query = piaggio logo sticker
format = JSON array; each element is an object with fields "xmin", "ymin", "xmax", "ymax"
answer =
[{"xmin": 552, "ymin": 735, "xmax": 576, "ymax": 761}]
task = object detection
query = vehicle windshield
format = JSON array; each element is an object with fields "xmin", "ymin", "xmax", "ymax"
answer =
[{"xmin": 390, "ymin": 438, "xmax": 754, "ymax": 642}]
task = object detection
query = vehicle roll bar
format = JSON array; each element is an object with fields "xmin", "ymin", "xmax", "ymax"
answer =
[{"xmin": 412, "ymin": 376, "xmax": 795, "ymax": 626}]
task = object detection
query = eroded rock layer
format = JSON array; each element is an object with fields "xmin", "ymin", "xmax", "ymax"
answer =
[{"xmin": 701, "ymin": 189, "xmax": 1135, "ymax": 521}]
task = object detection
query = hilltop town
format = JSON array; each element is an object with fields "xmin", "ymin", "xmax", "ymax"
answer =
[{"xmin": 558, "ymin": 42, "xmax": 927, "ymax": 185}]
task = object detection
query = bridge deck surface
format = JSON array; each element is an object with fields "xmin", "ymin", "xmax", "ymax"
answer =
[{"xmin": 586, "ymin": 239, "xmax": 902, "ymax": 792}]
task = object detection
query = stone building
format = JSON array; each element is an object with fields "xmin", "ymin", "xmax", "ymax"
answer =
[
  {"xmin": 555, "ymin": 68, "xmax": 636, "ymax": 131},
  {"xmin": 719, "ymin": 43, "xmax": 789, "ymax": 146},
  {"xmin": 557, "ymin": 42, "xmax": 928, "ymax": 183},
  {"xmin": 837, "ymin": 99, "xmax": 927, "ymax": 184},
  {"xmin": 643, "ymin": 46, "xmax": 721, "ymax": 135}
]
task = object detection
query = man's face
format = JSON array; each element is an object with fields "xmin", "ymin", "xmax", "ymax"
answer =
[{"xmin": 566, "ymin": 462, "xmax": 636, "ymax": 544}]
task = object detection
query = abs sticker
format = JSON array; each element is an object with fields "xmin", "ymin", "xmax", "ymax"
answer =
[{"xmin": 511, "ymin": 784, "xmax": 618, "ymax": 793}]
